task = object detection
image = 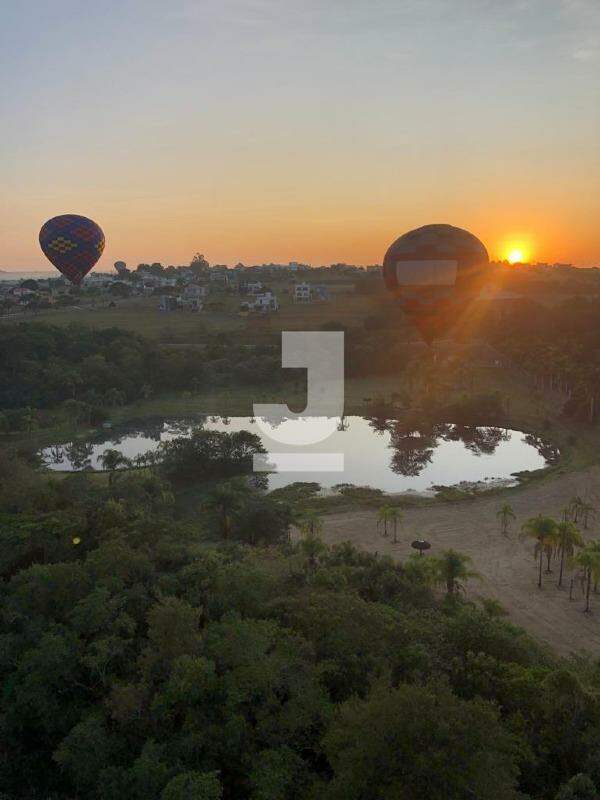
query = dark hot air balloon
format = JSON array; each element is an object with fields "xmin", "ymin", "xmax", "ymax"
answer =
[
  {"xmin": 39, "ymin": 214, "xmax": 105, "ymax": 285},
  {"xmin": 383, "ymin": 224, "xmax": 489, "ymax": 345}
]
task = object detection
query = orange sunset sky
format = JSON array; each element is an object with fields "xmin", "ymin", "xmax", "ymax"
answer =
[{"xmin": 2, "ymin": 0, "xmax": 599, "ymax": 270}]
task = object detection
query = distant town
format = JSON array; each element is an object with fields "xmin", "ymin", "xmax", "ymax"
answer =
[{"xmin": 1, "ymin": 254, "xmax": 598, "ymax": 319}]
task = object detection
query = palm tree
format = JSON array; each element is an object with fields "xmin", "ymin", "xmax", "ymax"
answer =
[
  {"xmin": 299, "ymin": 509, "xmax": 323, "ymax": 537},
  {"xmin": 555, "ymin": 520, "xmax": 583, "ymax": 588},
  {"xmin": 388, "ymin": 507, "xmax": 403, "ymax": 544},
  {"xmin": 104, "ymin": 388, "xmax": 126, "ymax": 407},
  {"xmin": 433, "ymin": 549, "xmax": 480, "ymax": 596},
  {"xmin": 571, "ymin": 542, "xmax": 600, "ymax": 613},
  {"xmin": 205, "ymin": 479, "xmax": 248, "ymax": 540},
  {"xmin": 580, "ymin": 501, "xmax": 595, "ymax": 530},
  {"xmin": 22, "ymin": 406, "xmax": 38, "ymax": 433},
  {"xmin": 377, "ymin": 506, "xmax": 392, "ymax": 538},
  {"xmin": 570, "ymin": 496, "xmax": 584, "ymax": 524},
  {"xmin": 496, "ymin": 503, "xmax": 515, "ymax": 537},
  {"xmin": 299, "ymin": 532, "xmax": 327, "ymax": 574},
  {"xmin": 520, "ymin": 515, "xmax": 558, "ymax": 588}
]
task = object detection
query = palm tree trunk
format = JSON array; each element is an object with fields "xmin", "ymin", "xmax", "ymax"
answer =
[
  {"xmin": 558, "ymin": 545, "xmax": 565, "ymax": 588},
  {"xmin": 393, "ymin": 520, "xmax": 397, "ymax": 544},
  {"xmin": 538, "ymin": 549, "xmax": 543, "ymax": 588},
  {"xmin": 585, "ymin": 568, "xmax": 592, "ymax": 613},
  {"xmin": 221, "ymin": 507, "xmax": 229, "ymax": 540}
]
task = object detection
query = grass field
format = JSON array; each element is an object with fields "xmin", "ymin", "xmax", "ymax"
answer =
[
  {"xmin": 1, "ymin": 284, "xmax": 390, "ymax": 342},
  {"xmin": 1, "ymin": 296, "xmax": 243, "ymax": 340}
]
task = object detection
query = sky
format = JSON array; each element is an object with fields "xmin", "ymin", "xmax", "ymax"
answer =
[{"xmin": 2, "ymin": 0, "xmax": 599, "ymax": 270}]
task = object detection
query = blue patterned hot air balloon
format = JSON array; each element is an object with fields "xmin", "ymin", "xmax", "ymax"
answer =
[{"xmin": 39, "ymin": 214, "xmax": 105, "ymax": 285}]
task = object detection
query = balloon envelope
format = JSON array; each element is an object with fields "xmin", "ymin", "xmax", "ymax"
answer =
[
  {"xmin": 383, "ymin": 224, "xmax": 489, "ymax": 344},
  {"xmin": 39, "ymin": 214, "xmax": 105, "ymax": 285}
]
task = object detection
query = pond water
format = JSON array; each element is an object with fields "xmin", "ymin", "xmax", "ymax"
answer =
[{"xmin": 40, "ymin": 416, "xmax": 558, "ymax": 493}]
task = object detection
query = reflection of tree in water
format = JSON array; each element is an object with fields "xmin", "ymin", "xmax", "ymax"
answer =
[
  {"xmin": 388, "ymin": 422, "xmax": 437, "ymax": 477},
  {"xmin": 443, "ymin": 425, "xmax": 508, "ymax": 456},
  {"xmin": 167, "ymin": 416, "xmax": 206, "ymax": 436},
  {"xmin": 366, "ymin": 414, "xmax": 394, "ymax": 436},
  {"xmin": 64, "ymin": 441, "xmax": 94, "ymax": 470},
  {"xmin": 383, "ymin": 420, "xmax": 513, "ymax": 477},
  {"xmin": 522, "ymin": 433, "xmax": 560, "ymax": 465},
  {"xmin": 135, "ymin": 420, "xmax": 169, "ymax": 441},
  {"xmin": 46, "ymin": 444, "xmax": 66, "ymax": 465}
]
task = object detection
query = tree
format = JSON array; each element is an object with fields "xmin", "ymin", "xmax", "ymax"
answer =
[
  {"xmin": 555, "ymin": 773, "xmax": 598, "ymax": 800},
  {"xmin": 205, "ymin": 479, "xmax": 249, "ymax": 540},
  {"xmin": 299, "ymin": 508, "xmax": 323, "ymax": 537},
  {"xmin": 190, "ymin": 253, "xmax": 210, "ymax": 276},
  {"xmin": 322, "ymin": 683, "xmax": 521, "ymax": 800},
  {"xmin": 570, "ymin": 496, "xmax": 585, "ymax": 524},
  {"xmin": 298, "ymin": 531, "xmax": 327, "ymax": 574},
  {"xmin": 234, "ymin": 495, "xmax": 294, "ymax": 546},
  {"xmin": 377, "ymin": 505, "xmax": 392, "ymax": 537},
  {"xmin": 580, "ymin": 501, "xmax": 595, "ymax": 530},
  {"xmin": 162, "ymin": 771, "xmax": 222, "ymax": 800},
  {"xmin": 433, "ymin": 549, "xmax": 480, "ymax": 596},
  {"xmin": 497, "ymin": 503, "xmax": 516, "ymax": 537},
  {"xmin": 54, "ymin": 713, "xmax": 113, "ymax": 793},
  {"xmin": 62, "ymin": 398, "xmax": 91, "ymax": 425},
  {"xmin": 388, "ymin": 507, "xmax": 403, "ymax": 543},
  {"xmin": 99, "ymin": 449, "xmax": 130, "ymax": 484},
  {"xmin": 21, "ymin": 406, "xmax": 38, "ymax": 433},
  {"xmin": 571, "ymin": 542, "xmax": 600, "ymax": 613},
  {"xmin": 104, "ymin": 387, "xmax": 126, "ymax": 407},
  {"xmin": 520, "ymin": 515, "xmax": 558, "ymax": 588},
  {"xmin": 556, "ymin": 521, "xmax": 583, "ymax": 588}
]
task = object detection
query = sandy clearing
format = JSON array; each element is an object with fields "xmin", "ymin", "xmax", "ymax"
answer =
[{"xmin": 319, "ymin": 467, "xmax": 600, "ymax": 656}]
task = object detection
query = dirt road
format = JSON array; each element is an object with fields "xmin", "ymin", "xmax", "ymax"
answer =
[{"xmin": 320, "ymin": 467, "xmax": 600, "ymax": 656}]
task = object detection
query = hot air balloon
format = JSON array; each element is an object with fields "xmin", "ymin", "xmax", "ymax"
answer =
[
  {"xmin": 383, "ymin": 224, "xmax": 489, "ymax": 345},
  {"xmin": 39, "ymin": 214, "xmax": 105, "ymax": 285}
]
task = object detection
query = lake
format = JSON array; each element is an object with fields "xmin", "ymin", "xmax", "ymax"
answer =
[{"xmin": 39, "ymin": 416, "xmax": 558, "ymax": 493}]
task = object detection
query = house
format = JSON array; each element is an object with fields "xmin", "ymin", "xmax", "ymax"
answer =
[
  {"xmin": 312, "ymin": 285, "xmax": 330, "ymax": 301},
  {"xmin": 293, "ymin": 282, "xmax": 311, "ymax": 303},
  {"xmin": 246, "ymin": 281, "xmax": 263, "ymax": 294},
  {"xmin": 180, "ymin": 297, "xmax": 203, "ymax": 312},
  {"xmin": 182, "ymin": 284, "xmax": 208, "ymax": 300},
  {"xmin": 209, "ymin": 267, "xmax": 230, "ymax": 285},
  {"xmin": 246, "ymin": 291, "xmax": 279, "ymax": 313},
  {"xmin": 9, "ymin": 287, "xmax": 35, "ymax": 299},
  {"xmin": 159, "ymin": 295, "xmax": 179, "ymax": 312}
]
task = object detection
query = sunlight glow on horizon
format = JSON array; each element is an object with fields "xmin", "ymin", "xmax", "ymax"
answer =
[{"xmin": 1, "ymin": 1, "xmax": 598, "ymax": 269}]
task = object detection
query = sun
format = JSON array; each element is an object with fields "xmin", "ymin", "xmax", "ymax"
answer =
[{"xmin": 507, "ymin": 248, "xmax": 525, "ymax": 265}]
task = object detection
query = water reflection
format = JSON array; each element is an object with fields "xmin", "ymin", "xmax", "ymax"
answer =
[{"xmin": 39, "ymin": 415, "xmax": 558, "ymax": 493}]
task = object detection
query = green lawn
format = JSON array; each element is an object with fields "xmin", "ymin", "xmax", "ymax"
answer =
[
  {"xmin": 1, "ymin": 285, "xmax": 388, "ymax": 343},
  {"xmin": 1, "ymin": 296, "xmax": 244, "ymax": 341}
]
